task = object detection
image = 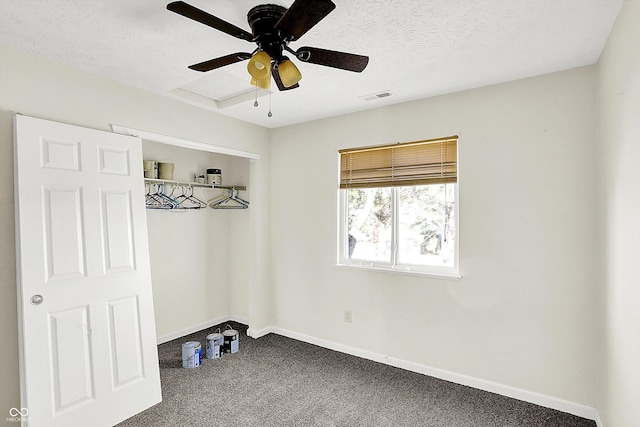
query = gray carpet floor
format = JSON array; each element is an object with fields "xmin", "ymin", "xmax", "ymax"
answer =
[{"xmin": 118, "ymin": 322, "xmax": 596, "ymax": 427}]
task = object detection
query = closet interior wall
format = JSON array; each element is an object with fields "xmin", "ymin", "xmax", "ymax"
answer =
[{"xmin": 142, "ymin": 140, "xmax": 251, "ymax": 339}]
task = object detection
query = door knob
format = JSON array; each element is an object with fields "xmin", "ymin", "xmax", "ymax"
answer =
[{"xmin": 30, "ymin": 295, "xmax": 43, "ymax": 305}]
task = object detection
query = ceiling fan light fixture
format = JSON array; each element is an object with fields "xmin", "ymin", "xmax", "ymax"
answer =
[
  {"xmin": 278, "ymin": 58, "xmax": 302, "ymax": 88},
  {"xmin": 250, "ymin": 76, "xmax": 271, "ymax": 89},
  {"xmin": 247, "ymin": 50, "xmax": 271, "ymax": 80}
]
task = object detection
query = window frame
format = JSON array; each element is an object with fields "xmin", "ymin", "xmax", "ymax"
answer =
[
  {"xmin": 337, "ymin": 136, "xmax": 461, "ymax": 278},
  {"xmin": 338, "ymin": 185, "xmax": 460, "ymax": 278}
]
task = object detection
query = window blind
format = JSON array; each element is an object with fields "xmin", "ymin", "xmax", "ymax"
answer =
[{"xmin": 339, "ymin": 136, "xmax": 458, "ymax": 189}]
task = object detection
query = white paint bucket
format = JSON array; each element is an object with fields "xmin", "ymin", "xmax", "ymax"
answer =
[
  {"xmin": 182, "ymin": 341, "xmax": 202, "ymax": 368},
  {"xmin": 205, "ymin": 333, "xmax": 223, "ymax": 359},
  {"xmin": 222, "ymin": 325, "xmax": 239, "ymax": 354},
  {"xmin": 158, "ymin": 162, "xmax": 175, "ymax": 180}
]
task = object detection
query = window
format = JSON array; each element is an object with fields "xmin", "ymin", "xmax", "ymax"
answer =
[{"xmin": 338, "ymin": 136, "xmax": 459, "ymax": 276}]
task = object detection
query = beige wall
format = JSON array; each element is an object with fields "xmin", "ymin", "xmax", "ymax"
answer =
[
  {"xmin": 597, "ymin": 0, "xmax": 640, "ymax": 425},
  {"xmin": 270, "ymin": 66, "xmax": 600, "ymax": 406},
  {"xmin": 0, "ymin": 45, "xmax": 271, "ymax": 423}
]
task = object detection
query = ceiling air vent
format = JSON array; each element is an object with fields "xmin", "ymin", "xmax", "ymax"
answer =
[{"xmin": 360, "ymin": 91, "xmax": 392, "ymax": 101}]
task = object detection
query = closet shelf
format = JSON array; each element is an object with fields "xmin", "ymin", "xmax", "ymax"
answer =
[{"xmin": 144, "ymin": 178, "xmax": 246, "ymax": 191}]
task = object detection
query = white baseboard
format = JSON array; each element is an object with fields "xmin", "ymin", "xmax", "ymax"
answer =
[
  {"xmin": 250, "ymin": 325, "xmax": 600, "ymax": 423},
  {"xmin": 156, "ymin": 315, "xmax": 249, "ymax": 344}
]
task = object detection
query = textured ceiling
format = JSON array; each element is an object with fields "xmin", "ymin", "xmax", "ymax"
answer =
[{"xmin": 0, "ymin": 0, "xmax": 623, "ymax": 128}]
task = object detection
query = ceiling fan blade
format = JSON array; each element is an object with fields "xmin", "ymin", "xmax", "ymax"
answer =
[
  {"xmin": 272, "ymin": 63, "xmax": 300, "ymax": 91},
  {"xmin": 167, "ymin": 1, "xmax": 253, "ymax": 42},
  {"xmin": 275, "ymin": 0, "xmax": 336, "ymax": 41},
  {"xmin": 295, "ymin": 47, "xmax": 369, "ymax": 72},
  {"xmin": 188, "ymin": 52, "xmax": 252, "ymax": 72}
]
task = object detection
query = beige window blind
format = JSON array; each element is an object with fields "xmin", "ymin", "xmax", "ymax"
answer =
[{"xmin": 339, "ymin": 136, "xmax": 458, "ymax": 189}]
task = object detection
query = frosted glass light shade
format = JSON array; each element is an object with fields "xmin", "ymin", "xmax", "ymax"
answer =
[
  {"xmin": 247, "ymin": 51, "xmax": 271, "ymax": 80},
  {"xmin": 278, "ymin": 59, "xmax": 302, "ymax": 87},
  {"xmin": 250, "ymin": 76, "xmax": 271, "ymax": 89}
]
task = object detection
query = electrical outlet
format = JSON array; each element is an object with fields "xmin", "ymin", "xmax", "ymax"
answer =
[{"xmin": 344, "ymin": 310, "xmax": 352, "ymax": 323}]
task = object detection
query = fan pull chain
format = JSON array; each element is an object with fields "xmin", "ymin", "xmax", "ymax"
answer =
[
  {"xmin": 254, "ymin": 85, "xmax": 259, "ymax": 107},
  {"xmin": 267, "ymin": 91, "xmax": 272, "ymax": 117}
]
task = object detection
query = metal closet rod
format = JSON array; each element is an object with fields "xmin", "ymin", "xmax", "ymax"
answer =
[{"xmin": 144, "ymin": 178, "xmax": 246, "ymax": 191}]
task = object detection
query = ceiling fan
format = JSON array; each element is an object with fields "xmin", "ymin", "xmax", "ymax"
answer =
[{"xmin": 167, "ymin": 0, "xmax": 369, "ymax": 91}]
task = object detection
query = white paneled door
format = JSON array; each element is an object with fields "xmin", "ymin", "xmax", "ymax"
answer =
[{"xmin": 13, "ymin": 115, "xmax": 161, "ymax": 427}]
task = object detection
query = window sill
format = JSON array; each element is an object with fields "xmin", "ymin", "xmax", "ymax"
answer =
[{"xmin": 335, "ymin": 263, "xmax": 462, "ymax": 280}]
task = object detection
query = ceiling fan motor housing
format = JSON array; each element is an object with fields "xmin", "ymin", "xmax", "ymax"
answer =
[{"xmin": 247, "ymin": 4, "xmax": 289, "ymax": 61}]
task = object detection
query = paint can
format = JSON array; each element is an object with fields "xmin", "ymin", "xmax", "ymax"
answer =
[
  {"xmin": 222, "ymin": 324, "xmax": 239, "ymax": 354},
  {"xmin": 206, "ymin": 168, "xmax": 222, "ymax": 186},
  {"xmin": 205, "ymin": 332, "xmax": 224, "ymax": 359},
  {"xmin": 182, "ymin": 341, "xmax": 202, "ymax": 368}
]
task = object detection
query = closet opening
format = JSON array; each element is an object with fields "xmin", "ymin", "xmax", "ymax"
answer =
[{"xmin": 111, "ymin": 125, "xmax": 260, "ymax": 344}]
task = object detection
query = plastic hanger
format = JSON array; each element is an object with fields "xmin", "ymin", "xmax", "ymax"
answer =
[
  {"xmin": 173, "ymin": 185, "xmax": 206, "ymax": 209},
  {"xmin": 208, "ymin": 188, "xmax": 249, "ymax": 209}
]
